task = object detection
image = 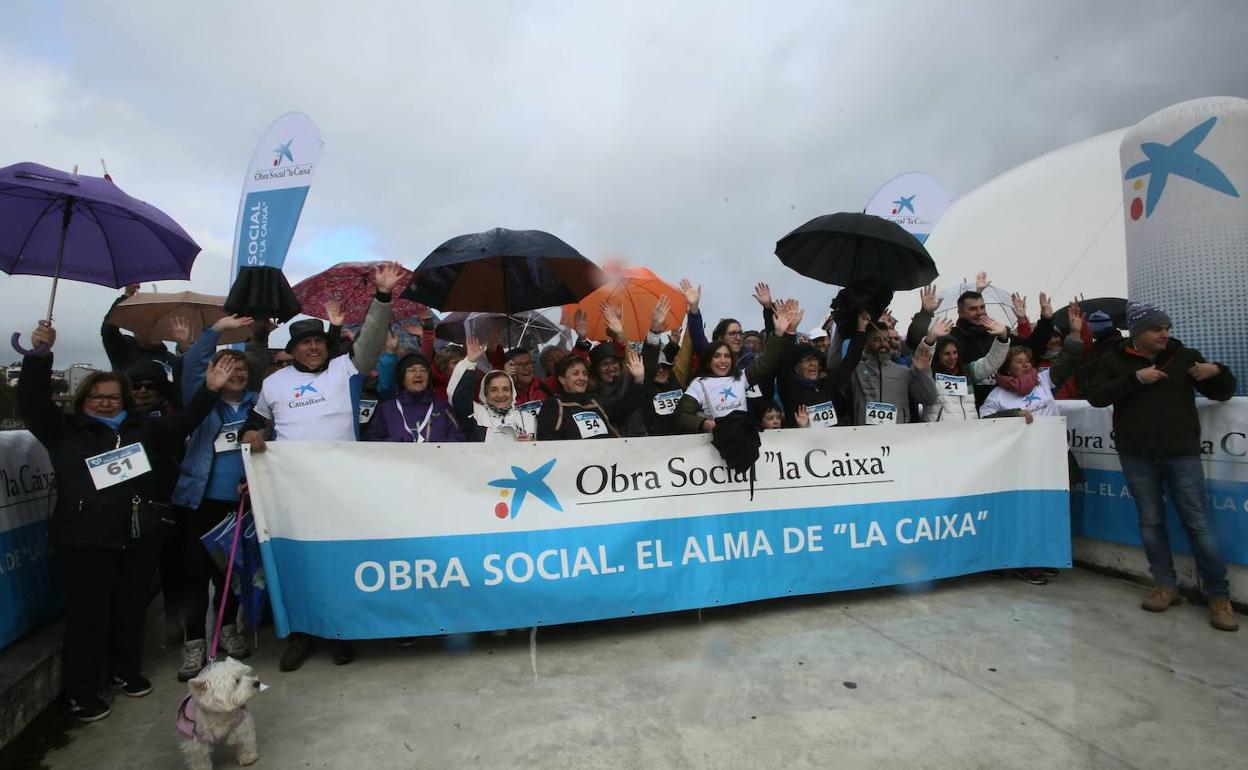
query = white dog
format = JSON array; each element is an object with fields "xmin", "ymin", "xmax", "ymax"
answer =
[{"xmin": 176, "ymin": 657, "xmax": 262, "ymax": 770}]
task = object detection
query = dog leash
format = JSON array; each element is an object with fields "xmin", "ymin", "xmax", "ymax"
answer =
[{"xmin": 207, "ymin": 495, "xmax": 246, "ymax": 662}]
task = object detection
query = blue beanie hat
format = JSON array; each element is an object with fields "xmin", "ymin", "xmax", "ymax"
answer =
[
  {"xmin": 1126, "ymin": 302, "xmax": 1171, "ymax": 337},
  {"xmin": 1087, "ymin": 311, "xmax": 1114, "ymax": 335}
]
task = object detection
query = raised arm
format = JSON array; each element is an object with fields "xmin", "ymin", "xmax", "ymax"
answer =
[
  {"xmin": 350, "ymin": 261, "xmax": 401, "ymax": 374},
  {"xmin": 17, "ymin": 323, "xmax": 70, "ymax": 445}
]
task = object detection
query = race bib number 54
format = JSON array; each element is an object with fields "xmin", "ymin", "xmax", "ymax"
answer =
[
  {"xmin": 573, "ymin": 411, "xmax": 608, "ymax": 438},
  {"xmin": 85, "ymin": 443, "xmax": 152, "ymax": 490}
]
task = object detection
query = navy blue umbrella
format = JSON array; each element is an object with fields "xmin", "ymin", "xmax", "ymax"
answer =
[{"xmin": 402, "ymin": 227, "xmax": 605, "ymax": 313}]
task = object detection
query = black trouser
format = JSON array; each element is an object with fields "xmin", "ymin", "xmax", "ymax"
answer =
[
  {"xmin": 57, "ymin": 542, "xmax": 161, "ymax": 700},
  {"xmin": 175, "ymin": 500, "xmax": 240, "ymax": 642}
]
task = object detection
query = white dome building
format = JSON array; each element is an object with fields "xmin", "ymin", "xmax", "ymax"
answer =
[{"xmin": 923, "ymin": 129, "xmax": 1129, "ymax": 307}]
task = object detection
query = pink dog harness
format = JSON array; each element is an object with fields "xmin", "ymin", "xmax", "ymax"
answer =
[{"xmin": 176, "ymin": 695, "xmax": 245, "ymax": 743}]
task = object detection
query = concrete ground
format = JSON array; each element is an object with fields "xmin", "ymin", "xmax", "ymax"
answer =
[{"xmin": 34, "ymin": 569, "xmax": 1245, "ymax": 770}]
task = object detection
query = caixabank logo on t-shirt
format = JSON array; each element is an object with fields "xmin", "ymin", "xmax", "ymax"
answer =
[{"xmin": 287, "ymin": 382, "xmax": 326, "ymax": 409}]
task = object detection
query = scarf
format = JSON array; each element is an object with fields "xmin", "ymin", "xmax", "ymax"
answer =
[
  {"xmin": 994, "ymin": 369, "xmax": 1039, "ymax": 396},
  {"xmin": 89, "ymin": 411, "xmax": 128, "ymax": 431}
]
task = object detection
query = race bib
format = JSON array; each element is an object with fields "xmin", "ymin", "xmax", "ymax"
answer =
[
  {"xmin": 935, "ymin": 373, "xmax": 969, "ymax": 397},
  {"xmin": 652, "ymin": 389, "xmax": 682, "ymax": 416},
  {"xmin": 85, "ymin": 443, "xmax": 152, "ymax": 490},
  {"xmin": 213, "ymin": 421, "xmax": 245, "ymax": 453},
  {"xmin": 745, "ymin": 384, "xmax": 763, "ymax": 399},
  {"xmin": 808, "ymin": 400, "xmax": 838, "ymax": 427},
  {"xmin": 357, "ymin": 399, "xmax": 378, "ymax": 423},
  {"xmin": 573, "ymin": 411, "xmax": 608, "ymax": 438},
  {"xmin": 518, "ymin": 400, "xmax": 543, "ymax": 418},
  {"xmin": 864, "ymin": 402, "xmax": 897, "ymax": 425}
]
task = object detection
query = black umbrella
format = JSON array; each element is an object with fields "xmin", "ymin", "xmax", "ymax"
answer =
[
  {"xmin": 401, "ymin": 227, "xmax": 605, "ymax": 313},
  {"xmin": 223, "ymin": 266, "xmax": 301, "ymax": 323},
  {"xmin": 1053, "ymin": 297, "xmax": 1127, "ymax": 334},
  {"xmin": 776, "ymin": 212, "xmax": 937, "ymax": 290}
]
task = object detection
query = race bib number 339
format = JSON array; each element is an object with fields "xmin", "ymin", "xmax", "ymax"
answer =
[{"xmin": 85, "ymin": 443, "xmax": 152, "ymax": 490}]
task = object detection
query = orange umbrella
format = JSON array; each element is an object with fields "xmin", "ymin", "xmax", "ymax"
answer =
[{"xmin": 561, "ymin": 266, "xmax": 686, "ymax": 341}]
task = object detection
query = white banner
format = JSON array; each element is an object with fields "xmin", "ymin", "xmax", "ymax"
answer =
[
  {"xmin": 244, "ymin": 418, "xmax": 1071, "ymax": 639},
  {"xmin": 0, "ymin": 431, "xmax": 59, "ymax": 650},
  {"xmin": 1062, "ymin": 398, "xmax": 1248, "ymax": 564},
  {"xmin": 863, "ymin": 171, "xmax": 951, "ymax": 244},
  {"xmin": 228, "ymin": 112, "xmax": 323, "ymax": 278}
]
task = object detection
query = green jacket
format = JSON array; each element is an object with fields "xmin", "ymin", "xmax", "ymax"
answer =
[{"xmin": 1084, "ymin": 338, "xmax": 1235, "ymax": 456}]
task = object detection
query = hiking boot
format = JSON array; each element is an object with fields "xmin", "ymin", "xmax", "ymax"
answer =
[
  {"xmin": 1209, "ymin": 597, "xmax": 1239, "ymax": 632},
  {"xmin": 279, "ymin": 633, "xmax": 315, "ymax": 672},
  {"xmin": 220, "ymin": 624, "xmax": 251, "ymax": 659},
  {"xmin": 1141, "ymin": 586, "xmax": 1181, "ymax": 613},
  {"xmin": 111, "ymin": 674, "xmax": 153, "ymax": 698},
  {"xmin": 178, "ymin": 639, "xmax": 206, "ymax": 682},
  {"xmin": 68, "ymin": 696, "xmax": 111, "ymax": 723},
  {"xmin": 1014, "ymin": 568, "xmax": 1048, "ymax": 585},
  {"xmin": 329, "ymin": 639, "xmax": 355, "ymax": 666}
]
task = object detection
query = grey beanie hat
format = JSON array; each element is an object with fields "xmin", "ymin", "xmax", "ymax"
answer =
[{"xmin": 1126, "ymin": 302, "xmax": 1171, "ymax": 337}]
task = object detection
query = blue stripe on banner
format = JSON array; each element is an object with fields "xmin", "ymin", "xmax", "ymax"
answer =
[
  {"xmin": 0, "ymin": 519, "xmax": 62, "ymax": 650},
  {"xmin": 265, "ymin": 489, "xmax": 1069, "ymax": 639},
  {"xmin": 1072, "ymin": 468, "xmax": 1248, "ymax": 565},
  {"xmin": 236, "ymin": 187, "xmax": 310, "ymax": 271}
]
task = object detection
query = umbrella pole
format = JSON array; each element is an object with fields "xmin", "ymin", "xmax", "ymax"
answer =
[{"xmin": 11, "ymin": 198, "xmax": 72, "ymax": 356}]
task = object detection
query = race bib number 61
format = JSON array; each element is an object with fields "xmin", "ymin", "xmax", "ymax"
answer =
[{"xmin": 85, "ymin": 443, "xmax": 152, "ymax": 490}]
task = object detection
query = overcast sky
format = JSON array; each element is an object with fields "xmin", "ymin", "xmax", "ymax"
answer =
[{"xmin": 2, "ymin": 1, "xmax": 1246, "ymax": 368}]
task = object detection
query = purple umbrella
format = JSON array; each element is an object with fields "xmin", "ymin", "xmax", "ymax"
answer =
[{"xmin": 0, "ymin": 162, "xmax": 201, "ymax": 354}]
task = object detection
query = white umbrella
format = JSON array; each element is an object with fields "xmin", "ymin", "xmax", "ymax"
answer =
[{"xmin": 933, "ymin": 281, "xmax": 1017, "ymax": 325}]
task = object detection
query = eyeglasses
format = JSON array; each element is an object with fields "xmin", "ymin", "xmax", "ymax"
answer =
[
  {"xmin": 86, "ymin": 394, "xmax": 123, "ymax": 404},
  {"xmin": 723, "ymin": 330, "xmax": 744, "ymax": 338},
  {"xmin": 131, "ymin": 381, "xmax": 160, "ymax": 392}
]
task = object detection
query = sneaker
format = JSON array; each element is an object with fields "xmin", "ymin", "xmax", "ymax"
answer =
[
  {"xmin": 329, "ymin": 639, "xmax": 355, "ymax": 666},
  {"xmin": 219, "ymin": 624, "xmax": 251, "ymax": 659},
  {"xmin": 1038, "ymin": 568, "xmax": 1060, "ymax": 577},
  {"xmin": 1013, "ymin": 569, "xmax": 1048, "ymax": 585},
  {"xmin": 111, "ymin": 674, "xmax": 153, "ymax": 698},
  {"xmin": 279, "ymin": 633, "xmax": 315, "ymax": 672},
  {"xmin": 1209, "ymin": 597, "xmax": 1239, "ymax": 632},
  {"xmin": 1141, "ymin": 586, "xmax": 1181, "ymax": 613},
  {"xmin": 68, "ymin": 696, "xmax": 111, "ymax": 723},
  {"xmin": 178, "ymin": 639, "xmax": 206, "ymax": 682}
]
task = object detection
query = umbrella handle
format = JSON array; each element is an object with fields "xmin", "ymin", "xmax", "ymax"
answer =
[{"xmin": 11, "ymin": 332, "xmax": 48, "ymax": 357}]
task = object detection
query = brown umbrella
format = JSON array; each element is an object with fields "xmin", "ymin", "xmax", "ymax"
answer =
[{"xmin": 107, "ymin": 290, "xmax": 252, "ymax": 345}]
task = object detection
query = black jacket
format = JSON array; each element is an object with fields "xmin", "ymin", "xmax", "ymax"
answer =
[
  {"xmin": 535, "ymin": 385, "xmax": 643, "ymax": 441},
  {"xmin": 1084, "ymin": 339, "xmax": 1236, "ymax": 457},
  {"xmin": 18, "ymin": 354, "xmax": 219, "ymax": 549},
  {"xmin": 778, "ymin": 332, "xmax": 864, "ymax": 427}
]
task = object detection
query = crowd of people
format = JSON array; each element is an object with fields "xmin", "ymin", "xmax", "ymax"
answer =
[{"xmin": 16, "ymin": 265, "xmax": 1240, "ymax": 724}]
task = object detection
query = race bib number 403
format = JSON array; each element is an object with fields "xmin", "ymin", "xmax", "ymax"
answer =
[
  {"xmin": 85, "ymin": 443, "xmax": 152, "ymax": 490},
  {"xmin": 808, "ymin": 400, "xmax": 838, "ymax": 427},
  {"xmin": 865, "ymin": 402, "xmax": 897, "ymax": 425}
]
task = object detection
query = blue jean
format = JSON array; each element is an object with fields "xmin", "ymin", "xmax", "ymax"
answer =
[{"xmin": 1119, "ymin": 454, "xmax": 1229, "ymax": 598}]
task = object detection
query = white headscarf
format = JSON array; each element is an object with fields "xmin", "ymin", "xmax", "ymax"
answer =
[{"xmin": 474, "ymin": 369, "xmax": 537, "ymax": 442}]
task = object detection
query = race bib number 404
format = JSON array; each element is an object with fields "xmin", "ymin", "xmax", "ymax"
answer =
[
  {"xmin": 358, "ymin": 399, "xmax": 378, "ymax": 423},
  {"xmin": 85, "ymin": 443, "xmax": 152, "ymax": 490},
  {"xmin": 573, "ymin": 411, "xmax": 608, "ymax": 438},
  {"xmin": 865, "ymin": 402, "xmax": 897, "ymax": 425}
]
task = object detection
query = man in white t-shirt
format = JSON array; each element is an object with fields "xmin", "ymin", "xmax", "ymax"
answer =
[{"xmin": 240, "ymin": 261, "xmax": 402, "ymax": 671}]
